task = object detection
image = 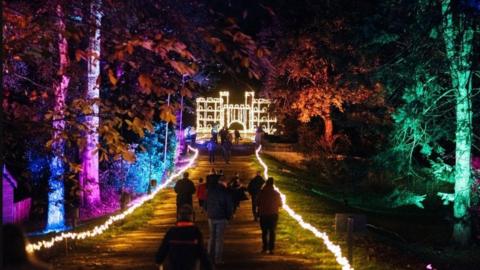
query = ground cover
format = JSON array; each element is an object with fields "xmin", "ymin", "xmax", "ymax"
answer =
[{"xmin": 257, "ymin": 154, "xmax": 480, "ymax": 269}]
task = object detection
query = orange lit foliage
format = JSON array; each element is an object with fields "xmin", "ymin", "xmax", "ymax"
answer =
[{"xmin": 266, "ymin": 32, "xmax": 373, "ymax": 147}]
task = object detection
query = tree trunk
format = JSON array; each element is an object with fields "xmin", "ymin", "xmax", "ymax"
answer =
[
  {"xmin": 322, "ymin": 107, "xmax": 334, "ymax": 148},
  {"xmin": 441, "ymin": 0, "xmax": 475, "ymax": 245},
  {"xmin": 80, "ymin": 0, "xmax": 102, "ymax": 207},
  {"xmin": 47, "ymin": 4, "xmax": 70, "ymax": 231},
  {"xmin": 453, "ymin": 74, "xmax": 473, "ymax": 245}
]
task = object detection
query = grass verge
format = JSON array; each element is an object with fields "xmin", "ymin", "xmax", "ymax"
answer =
[{"xmin": 253, "ymin": 154, "xmax": 430, "ymax": 270}]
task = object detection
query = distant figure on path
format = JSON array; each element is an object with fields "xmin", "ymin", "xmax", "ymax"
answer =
[
  {"xmin": 255, "ymin": 126, "xmax": 265, "ymax": 148},
  {"xmin": 174, "ymin": 172, "xmax": 196, "ymax": 211},
  {"xmin": 206, "ymin": 175, "xmax": 234, "ymax": 265},
  {"xmin": 234, "ymin": 129, "xmax": 241, "ymax": 144},
  {"xmin": 211, "ymin": 125, "xmax": 218, "ymax": 144},
  {"xmin": 257, "ymin": 177, "xmax": 282, "ymax": 254},
  {"xmin": 3, "ymin": 224, "xmax": 52, "ymax": 270},
  {"xmin": 219, "ymin": 127, "xmax": 228, "ymax": 145},
  {"xmin": 206, "ymin": 138, "xmax": 216, "ymax": 164},
  {"xmin": 221, "ymin": 132, "xmax": 232, "ymax": 164},
  {"xmin": 196, "ymin": 177, "xmax": 207, "ymax": 212},
  {"xmin": 155, "ymin": 205, "xmax": 212, "ymax": 270},
  {"xmin": 247, "ymin": 171, "xmax": 266, "ymax": 221}
]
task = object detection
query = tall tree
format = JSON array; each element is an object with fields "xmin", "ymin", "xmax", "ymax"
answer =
[
  {"xmin": 263, "ymin": 1, "xmax": 375, "ymax": 149},
  {"xmin": 46, "ymin": 3, "xmax": 70, "ymax": 230},
  {"xmin": 80, "ymin": 0, "xmax": 102, "ymax": 207},
  {"xmin": 441, "ymin": 0, "xmax": 476, "ymax": 245}
]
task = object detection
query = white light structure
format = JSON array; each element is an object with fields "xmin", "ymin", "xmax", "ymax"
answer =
[
  {"xmin": 26, "ymin": 147, "xmax": 199, "ymax": 253},
  {"xmin": 196, "ymin": 91, "xmax": 276, "ymax": 134},
  {"xmin": 255, "ymin": 146, "xmax": 353, "ymax": 270}
]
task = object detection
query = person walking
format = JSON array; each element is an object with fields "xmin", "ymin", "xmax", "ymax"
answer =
[
  {"xmin": 206, "ymin": 168, "xmax": 219, "ymax": 189},
  {"xmin": 228, "ymin": 173, "xmax": 242, "ymax": 213},
  {"xmin": 219, "ymin": 127, "xmax": 228, "ymax": 145},
  {"xmin": 255, "ymin": 126, "xmax": 264, "ymax": 149},
  {"xmin": 222, "ymin": 133, "xmax": 232, "ymax": 164},
  {"xmin": 206, "ymin": 175, "xmax": 234, "ymax": 265},
  {"xmin": 206, "ymin": 138, "xmax": 216, "ymax": 164},
  {"xmin": 234, "ymin": 129, "xmax": 241, "ymax": 144},
  {"xmin": 211, "ymin": 124, "xmax": 219, "ymax": 144},
  {"xmin": 174, "ymin": 172, "xmax": 196, "ymax": 211},
  {"xmin": 196, "ymin": 177, "xmax": 207, "ymax": 212},
  {"xmin": 155, "ymin": 205, "xmax": 212, "ymax": 270},
  {"xmin": 257, "ymin": 177, "xmax": 282, "ymax": 254},
  {"xmin": 247, "ymin": 171, "xmax": 265, "ymax": 221}
]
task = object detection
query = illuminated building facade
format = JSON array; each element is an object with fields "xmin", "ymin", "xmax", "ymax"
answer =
[{"xmin": 196, "ymin": 91, "xmax": 276, "ymax": 134}]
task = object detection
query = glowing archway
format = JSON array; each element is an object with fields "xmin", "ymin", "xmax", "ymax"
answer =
[{"xmin": 228, "ymin": 120, "xmax": 246, "ymax": 130}]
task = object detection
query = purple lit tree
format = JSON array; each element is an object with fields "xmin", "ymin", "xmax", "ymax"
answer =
[
  {"xmin": 80, "ymin": 0, "xmax": 102, "ymax": 208},
  {"xmin": 46, "ymin": 3, "xmax": 70, "ymax": 231}
]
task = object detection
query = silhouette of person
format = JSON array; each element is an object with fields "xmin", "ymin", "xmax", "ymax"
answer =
[
  {"xmin": 3, "ymin": 224, "xmax": 52, "ymax": 270},
  {"xmin": 155, "ymin": 205, "xmax": 212, "ymax": 270}
]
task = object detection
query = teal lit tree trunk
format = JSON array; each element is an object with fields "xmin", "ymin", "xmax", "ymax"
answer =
[
  {"xmin": 441, "ymin": 0, "xmax": 475, "ymax": 245},
  {"xmin": 80, "ymin": 0, "xmax": 102, "ymax": 207},
  {"xmin": 47, "ymin": 4, "xmax": 70, "ymax": 231}
]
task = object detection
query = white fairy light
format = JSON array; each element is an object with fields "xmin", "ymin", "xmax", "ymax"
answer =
[
  {"xmin": 255, "ymin": 146, "xmax": 354, "ymax": 270},
  {"xmin": 26, "ymin": 147, "xmax": 199, "ymax": 253}
]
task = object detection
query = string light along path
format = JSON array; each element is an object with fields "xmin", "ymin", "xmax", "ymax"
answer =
[
  {"xmin": 26, "ymin": 146, "xmax": 199, "ymax": 253},
  {"xmin": 255, "ymin": 145, "xmax": 354, "ymax": 270}
]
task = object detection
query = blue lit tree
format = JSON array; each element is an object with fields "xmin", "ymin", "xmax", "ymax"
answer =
[{"xmin": 125, "ymin": 123, "xmax": 176, "ymax": 194}]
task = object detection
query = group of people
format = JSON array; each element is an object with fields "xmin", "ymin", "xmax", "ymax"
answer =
[
  {"xmin": 206, "ymin": 126, "xmax": 241, "ymax": 164},
  {"xmin": 157, "ymin": 170, "xmax": 282, "ymax": 269}
]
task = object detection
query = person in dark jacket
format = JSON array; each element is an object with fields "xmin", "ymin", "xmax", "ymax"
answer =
[
  {"xmin": 219, "ymin": 127, "xmax": 228, "ymax": 145},
  {"xmin": 257, "ymin": 177, "xmax": 282, "ymax": 254},
  {"xmin": 206, "ymin": 168, "xmax": 219, "ymax": 189},
  {"xmin": 155, "ymin": 205, "xmax": 212, "ymax": 270},
  {"xmin": 206, "ymin": 138, "xmax": 216, "ymax": 164},
  {"xmin": 221, "ymin": 131, "xmax": 232, "ymax": 164},
  {"xmin": 174, "ymin": 172, "xmax": 196, "ymax": 211},
  {"xmin": 247, "ymin": 171, "xmax": 266, "ymax": 221},
  {"xmin": 206, "ymin": 175, "xmax": 233, "ymax": 264},
  {"xmin": 228, "ymin": 173, "xmax": 245, "ymax": 214},
  {"xmin": 211, "ymin": 125, "xmax": 218, "ymax": 144}
]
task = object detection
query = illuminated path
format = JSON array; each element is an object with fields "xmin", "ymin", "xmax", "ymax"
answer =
[{"xmin": 48, "ymin": 145, "xmax": 341, "ymax": 269}]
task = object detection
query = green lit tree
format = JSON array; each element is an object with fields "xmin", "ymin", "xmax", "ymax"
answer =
[
  {"xmin": 440, "ymin": 0, "xmax": 477, "ymax": 245},
  {"xmin": 367, "ymin": 0, "xmax": 479, "ymax": 245}
]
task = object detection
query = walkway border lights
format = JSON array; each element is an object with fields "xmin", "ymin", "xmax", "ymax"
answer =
[
  {"xmin": 255, "ymin": 145, "xmax": 354, "ymax": 270},
  {"xmin": 26, "ymin": 146, "xmax": 199, "ymax": 253}
]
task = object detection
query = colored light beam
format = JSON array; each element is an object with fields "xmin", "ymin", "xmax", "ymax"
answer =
[
  {"xmin": 26, "ymin": 146, "xmax": 199, "ymax": 253},
  {"xmin": 46, "ymin": 156, "xmax": 66, "ymax": 232},
  {"xmin": 255, "ymin": 145, "xmax": 353, "ymax": 270}
]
